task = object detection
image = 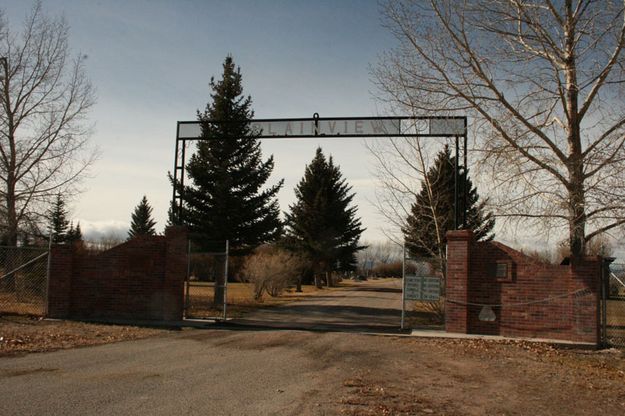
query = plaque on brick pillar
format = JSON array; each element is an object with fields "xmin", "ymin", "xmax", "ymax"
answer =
[{"xmin": 479, "ymin": 305, "xmax": 496, "ymax": 322}]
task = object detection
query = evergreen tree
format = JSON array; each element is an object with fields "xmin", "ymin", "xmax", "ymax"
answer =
[
  {"xmin": 403, "ymin": 145, "xmax": 495, "ymax": 261},
  {"xmin": 48, "ymin": 194, "xmax": 70, "ymax": 243},
  {"xmin": 67, "ymin": 221, "xmax": 83, "ymax": 243},
  {"xmin": 128, "ymin": 196, "xmax": 157, "ymax": 239},
  {"xmin": 165, "ymin": 200, "xmax": 179, "ymax": 228},
  {"xmin": 74, "ymin": 222, "xmax": 83, "ymax": 241},
  {"xmin": 176, "ymin": 56, "xmax": 283, "ymax": 252},
  {"xmin": 174, "ymin": 56, "xmax": 283, "ymax": 305},
  {"xmin": 285, "ymin": 148, "xmax": 365, "ymax": 285}
]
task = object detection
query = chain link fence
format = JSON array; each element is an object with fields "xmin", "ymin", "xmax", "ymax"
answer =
[
  {"xmin": 184, "ymin": 240, "xmax": 229, "ymax": 320},
  {"xmin": 402, "ymin": 251, "xmax": 445, "ymax": 330},
  {"xmin": 605, "ymin": 263, "xmax": 625, "ymax": 348},
  {"xmin": 0, "ymin": 246, "xmax": 49, "ymax": 316}
]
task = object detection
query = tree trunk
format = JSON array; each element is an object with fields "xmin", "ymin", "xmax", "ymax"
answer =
[
  {"xmin": 2, "ymin": 168, "xmax": 18, "ymax": 291},
  {"xmin": 296, "ymin": 276, "xmax": 302, "ymax": 292},
  {"xmin": 314, "ymin": 274, "xmax": 322, "ymax": 289},
  {"xmin": 563, "ymin": 5, "xmax": 586, "ymax": 260},
  {"xmin": 5, "ymin": 112, "xmax": 18, "ymax": 247},
  {"xmin": 568, "ymin": 179, "xmax": 586, "ymax": 260}
]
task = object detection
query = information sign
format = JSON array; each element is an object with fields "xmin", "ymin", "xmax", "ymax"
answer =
[{"xmin": 404, "ymin": 275, "xmax": 440, "ymax": 301}]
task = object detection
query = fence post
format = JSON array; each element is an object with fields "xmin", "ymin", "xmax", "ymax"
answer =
[
  {"xmin": 184, "ymin": 239, "xmax": 191, "ymax": 318},
  {"xmin": 600, "ymin": 257, "xmax": 615, "ymax": 347},
  {"xmin": 44, "ymin": 231, "xmax": 52, "ymax": 316},
  {"xmin": 223, "ymin": 240, "xmax": 229, "ymax": 321}
]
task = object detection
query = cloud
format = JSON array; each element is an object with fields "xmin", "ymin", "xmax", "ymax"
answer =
[{"xmin": 76, "ymin": 219, "xmax": 129, "ymax": 241}]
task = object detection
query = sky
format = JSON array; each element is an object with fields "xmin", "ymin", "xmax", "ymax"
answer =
[
  {"xmin": 5, "ymin": 0, "xmax": 615, "ymax": 258},
  {"xmin": 3, "ymin": 0, "xmax": 400, "ymax": 242}
]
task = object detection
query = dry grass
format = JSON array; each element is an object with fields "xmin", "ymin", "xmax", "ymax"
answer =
[
  {"xmin": 608, "ymin": 299, "xmax": 625, "ymax": 326},
  {"xmin": 0, "ymin": 291, "xmax": 45, "ymax": 316}
]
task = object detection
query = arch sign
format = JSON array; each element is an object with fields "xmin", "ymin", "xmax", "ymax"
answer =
[
  {"xmin": 177, "ymin": 115, "xmax": 466, "ymax": 139},
  {"xmin": 173, "ymin": 114, "xmax": 468, "ymax": 226}
]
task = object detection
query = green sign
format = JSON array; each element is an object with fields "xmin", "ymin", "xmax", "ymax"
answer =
[{"xmin": 404, "ymin": 275, "xmax": 440, "ymax": 301}]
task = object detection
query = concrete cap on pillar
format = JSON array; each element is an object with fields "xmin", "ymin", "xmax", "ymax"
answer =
[{"xmin": 446, "ymin": 229, "xmax": 474, "ymax": 241}]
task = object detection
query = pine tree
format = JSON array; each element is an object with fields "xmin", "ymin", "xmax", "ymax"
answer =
[
  {"xmin": 175, "ymin": 56, "xmax": 283, "ymax": 304},
  {"xmin": 67, "ymin": 221, "xmax": 83, "ymax": 243},
  {"xmin": 403, "ymin": 145, "xmax": 495, "ymax": 261},
  {"xmin": 165, "ymin": 200, "xmax": 179, "ymax": 228},
  {"xmin": 48, "ymin": 194, "xmax": 70, "ymax": 243},
  {"xmin": 177, "ymin": 56, "xmax": 283, "ymax": 251},
  {"xmin": 128, "ymin": 196, "xmax": 157, "ymax": 239},
  {"xmin": 74, "ymin": 222, "xmax": 83, "ymax": 241},
  {"xmin": 285, "ymin": 148, "xmax": 365, "ymax": 286}
]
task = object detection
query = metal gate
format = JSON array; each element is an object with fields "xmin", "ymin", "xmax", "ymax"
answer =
[
  {"xmin": 603, "ymin": 262, "xmax": 625, "ymax": 348},
  {"xmin": 0, "ymin": 245, "xmax": 50, "ymax": 316},
  {"xmin": 401, "ymin": 246, "xmax": 443, "ymax": 330},
  {"xmin": 184, "ymin": 240, "xmax": 229, "ymax": 320}
]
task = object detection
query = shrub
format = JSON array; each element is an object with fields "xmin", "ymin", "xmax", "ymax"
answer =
[
  {"xmin": 415, "ymin": 299, "xmax": 445, "ymax": 324},
  {"xmin": 242, "ymin": 246, "xmax": 306, "ymax": 300},
  {"xmin": 371, "ymin": 261, "xmax": 403, "ymax": 277}
]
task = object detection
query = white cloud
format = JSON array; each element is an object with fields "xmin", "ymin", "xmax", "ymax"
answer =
[{"xmin": 76, "ymin": 219, "xmax": 129, "ymax": 242}]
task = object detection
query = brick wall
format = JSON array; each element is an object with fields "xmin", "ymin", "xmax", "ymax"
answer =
[
  {"xmin": 446, "ymin": 230, "xmax": 601, "ymax": 344},
  {"xmin": 47, "ymin": 226, "xmax": 187, "ymax": 322}
]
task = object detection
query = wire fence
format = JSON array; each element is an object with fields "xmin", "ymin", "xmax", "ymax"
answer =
[
  {"xmin": 606, "ymin": 263, "xmax": 625, "ymax": 348},
  {"xmin": 0, "ymin": 246, "xmax": 49, "ymax": 316},
  {"xmin": 184, "ymin": 240, "xmax": 229, "ymax": 320}
]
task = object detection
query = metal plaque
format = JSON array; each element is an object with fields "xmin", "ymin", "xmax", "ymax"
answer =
[
  {"xmin": 479, "ymin": 306, "xmax": 497, "ymax": 322},
  {"xmin": 404, "ymin": 275, "xmax": 441, "ymax": 301}
]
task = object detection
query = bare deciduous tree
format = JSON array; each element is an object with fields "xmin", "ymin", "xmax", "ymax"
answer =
[
  {"xmin": 356, "ymin": 239, "xmax": 403, "ymax": 275},
  {"xmin": 0, "ymin": 2, "xmax": 96, "ymax": 245},
  {"xmin": 375, "ymin": 0, "xmax": 625, "ymax": 258},
  {"xmin": 367, "ymin": 136, "xmax": 450, "ymax": 271}
]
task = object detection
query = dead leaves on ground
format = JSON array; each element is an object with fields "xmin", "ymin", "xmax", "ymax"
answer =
[{"xmin": 0, "ymin": 316, "xmax": 164, "ymax": 356}]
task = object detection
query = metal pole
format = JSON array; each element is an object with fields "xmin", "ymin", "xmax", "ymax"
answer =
[
  {"xmin": 172, "ymin": 126, "xmax": 180, "ymax": 222},
  {"xmin": 463, "ymin": 131, "xmax": 468, "ymax": 228},
  {"xmin": 454, "ymin": 136, "xmax": 459, "ymax": 229},
  {"xmin": 178, "ymin": 139, "xmax": 186, "ymax": 222},
  {"xmin": 44, "ymin": 230, "xmax": 53, "ymax": 317},
  {"xmin": 601, "ymin": 259, "xmax": 611, "ymax": 347},
  {"xmin": 184, "ymin": 240, "xmax": 191, "ymax": 319},
  {"xmin": 223, "ymin": 240, "xmax": 229, "ymax": 321},
  {"xmin": 401, "ymin": 243, "xmax": 406, "ymax": 330}
]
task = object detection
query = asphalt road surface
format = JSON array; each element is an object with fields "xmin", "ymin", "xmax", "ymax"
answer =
[
  {"xmin": 0, "ymin": 279, "xmax": 406, "ymax": 416},
  {"xmin": 231, "ymin": 278, "xmax": 405, "ymax": 332},
  {"xmin": 3, "ymin": 279, "xmax": 622, "ymax": 415}
]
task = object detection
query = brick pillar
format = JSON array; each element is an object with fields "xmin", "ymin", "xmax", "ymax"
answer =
[
  {"xmin": 569, "ymin": 257, "xmax": 602, "ymax": 344},
  {"xmin": 163, "ymin": 226, "xmax": 188, "ymax": 321},
  {"xmin": 47, "ymin": 245, "xmax": 74, "ymax": 318},
  {"xmin": 445, "ymin": 230, "xmax": 473, "ymax": 334}
]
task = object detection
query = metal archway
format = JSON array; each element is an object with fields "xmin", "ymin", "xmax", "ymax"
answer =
[{"xmin": 172, "ymin": 114, "xmax": 468, "ymax": 228}]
